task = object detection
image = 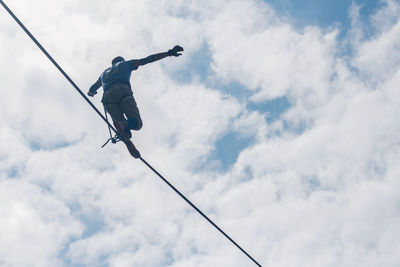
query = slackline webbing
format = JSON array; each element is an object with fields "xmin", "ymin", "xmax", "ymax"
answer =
[{"xmin": 0, "ymin": 1, "xmax": 262, "ymax": 266}]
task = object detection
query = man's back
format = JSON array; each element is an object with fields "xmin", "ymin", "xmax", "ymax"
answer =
[{"xmin": 100, "ymin": 60, "xmax": 139, "ymax": 90}]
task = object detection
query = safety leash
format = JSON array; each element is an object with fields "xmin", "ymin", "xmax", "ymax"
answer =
[{"xmin": 101, "ymin": 104, "xmax": 119, "ymax": 148}]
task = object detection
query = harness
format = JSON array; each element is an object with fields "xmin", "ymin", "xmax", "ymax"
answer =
[{"xmin": 101, "ymin": 103, "xmax": 120, "ymax": 148}]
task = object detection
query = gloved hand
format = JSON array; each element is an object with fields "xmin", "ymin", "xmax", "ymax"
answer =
[
  {"xmin": 168, "ymin": 45, "xmax": 184, "ymax": 57},
  {"xmin": 87, "ymin": 90, "xmax": 97, "ymax": 97}
]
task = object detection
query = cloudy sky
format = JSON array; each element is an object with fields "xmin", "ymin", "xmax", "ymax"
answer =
[{"xmin": 1, "ymin": 0, "xmax": 400, "ymax": 266}]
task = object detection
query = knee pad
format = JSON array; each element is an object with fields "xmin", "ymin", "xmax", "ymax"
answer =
[{"xmin": 127, "ymin": 117, "xmax": 142, "ymax": 130}]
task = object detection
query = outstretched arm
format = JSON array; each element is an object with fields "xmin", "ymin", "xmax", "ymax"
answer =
[
  {"xmin": 137, "ymin": 45, "xmax": 184, "ymax": 67},
  {"xmin": 138, "ymin": 52, "xmax": 169, "ymax": 66},
  {"xmin": 88, "ymin": 77, "xmax": 101, "ymax": 97}
]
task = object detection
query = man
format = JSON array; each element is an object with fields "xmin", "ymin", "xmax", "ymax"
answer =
[{"xmin": 87, "ymin": 45, "xmax": 184, "ymax": 157}]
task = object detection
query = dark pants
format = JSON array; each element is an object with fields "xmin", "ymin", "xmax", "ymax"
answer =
[{"xmin": 102, "ymin": 83, "xmax": 143, "ymax": 130}]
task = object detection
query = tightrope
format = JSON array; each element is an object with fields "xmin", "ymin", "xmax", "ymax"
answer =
[{"xmin": 0, "ymin": 1, "xmax": 262, "ymax": 266}]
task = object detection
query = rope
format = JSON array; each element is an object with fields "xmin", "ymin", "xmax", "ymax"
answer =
[
  {"xmin": 139, "ymin": 157, "xmax": 263, "ymax": 266},
  {"xmin": 0, "ymin": 1, "xmax": 263, "ymax": 266},
  {"xmin": 101, "ymin": 104, "xmax": 119, "ymax": 148},
  {"xmin": 103, "ymin": 104, "xmax": 114, "ymax": 140}
]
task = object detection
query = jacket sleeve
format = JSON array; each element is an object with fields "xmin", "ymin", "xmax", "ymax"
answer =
[
  {"xmin": 137, "ymin": 52, "xmax": 170, "ymax": 67},
  {"xmin": 89, "ymin": 77, "xmax": 102, "ymax": 93}
]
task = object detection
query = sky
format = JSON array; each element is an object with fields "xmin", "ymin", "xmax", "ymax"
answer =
[{"xmin": 1, "ymin": 0, "xmax": 400, "ymax": 266}]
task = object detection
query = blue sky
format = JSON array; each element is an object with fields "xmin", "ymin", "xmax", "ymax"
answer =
[
  {"xmin": 268, "ymin": 0, "xmax": 383, "ymax": 28},
  {"xmin": 208, "ymin": 0, "xmax": 385, "ymax": 170},
  {"xmin": 1, "ymin": 0, "xmax": 400, "ymax": 267}
]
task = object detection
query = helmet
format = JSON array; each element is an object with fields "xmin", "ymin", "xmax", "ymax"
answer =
[{"xmin": 112, "ymin": 56, "xmax": 125, "ymax": 65}]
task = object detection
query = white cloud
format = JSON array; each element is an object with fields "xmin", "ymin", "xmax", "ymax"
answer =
[
  {"xmin": 200, "ymin": 0, "xmax": 338, "ymax": 102},
  {"xmin": 0, "ymin": 180, "xmax": 82, "ymax": 267}
]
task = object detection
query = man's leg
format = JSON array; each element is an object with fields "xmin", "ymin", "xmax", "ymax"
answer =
[
  {"xmin": 102, "ymin": 86, "xmax": 140, "ymax": 158},
  {"xmin": 104, "ymin": 103, "xmax": 132, "ymax": 139},
  {"xmin": 120, "ymin": 95, "xmax": 143, "ymax": 131},
  {"xmin": 102, "ymin": 85, "xmax": 133, "ymax": 139},
  {"xmin": 105, "ymin": 103, "xmax": 139, "ymax": 158},
  {"xmin": 104, "ymin": 103, "xmax": 124, "ymax": 122}
]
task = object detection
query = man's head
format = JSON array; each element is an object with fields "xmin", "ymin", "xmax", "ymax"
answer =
[{"xmin": 112, "ymin": 56, "xmax": 125, "ymax": 65}]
